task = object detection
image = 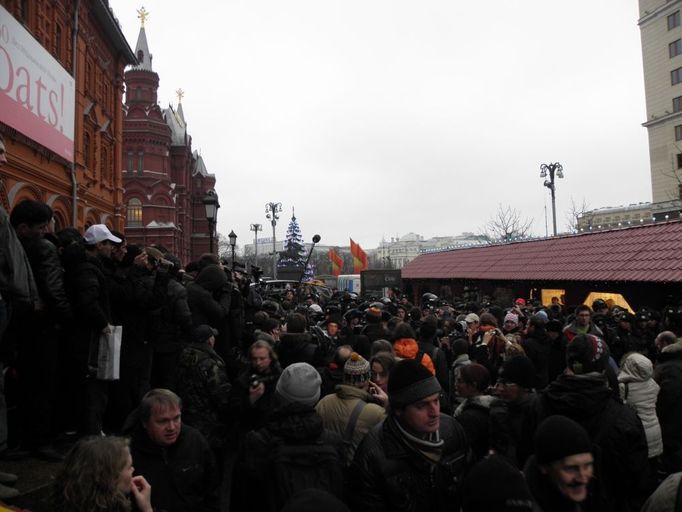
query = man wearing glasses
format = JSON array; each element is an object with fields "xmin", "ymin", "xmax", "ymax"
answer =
[{"xmin": 489, "ymin": 355, "xmax": 538, "ymax": 469}]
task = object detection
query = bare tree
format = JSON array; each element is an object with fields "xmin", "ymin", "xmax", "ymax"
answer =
[
  {"xmin": 565, "ymin": 197, "xmax": 590, "ymax": 233},
  {"xmin": 478, "ymin": 204, "xmax": 534, "ymax": 243}
]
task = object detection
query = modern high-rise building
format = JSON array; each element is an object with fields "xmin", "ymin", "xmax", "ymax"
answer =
[{"xmin": 639, "ymin": 0, "xmax": 682, "ymax": 202}]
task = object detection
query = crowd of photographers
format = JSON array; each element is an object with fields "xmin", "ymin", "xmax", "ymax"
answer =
[{"xmin": 2, "ymin": 198, "xmax": 682, "ymax": 511}]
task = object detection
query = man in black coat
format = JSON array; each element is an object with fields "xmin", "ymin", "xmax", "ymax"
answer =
[
  {"xmin": 128, "ymin": 389, "xmax": 219, "ymax": 512},
  {"xmin": 65, "ymin": 224, "xmax": 120, "ymax": 436},
  {"xmin": 9, "ymin": 199, "xmax": 71, "ymax": 458},
  {"xmin": 536, "ymin": 334, "xmax": 648, "ymax": 512},
  {"xmin": 653, "ymin": 330, "xmax": 682, "ymax": 476},
  {"xmin": 349, "ymin": 359, "xmax": 470, "ymax": 512},
  {"xmin": 231, "ymin": 362, "xmax": 344, "ymax": 512},
  {"xmin": 276, "ymin": 312, "xmax": 325, "ymax": 368}
]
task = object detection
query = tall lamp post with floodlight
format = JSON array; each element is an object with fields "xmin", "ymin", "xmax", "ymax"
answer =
[
  {"xmin": 265, "ymin": 202, "xmax": 282, "ymax": 279},
  {"xmin": 202, "ymin": 190, "xmax": 220, "ymax": 254},
  {"xmin": 250, "ymin": 223, "xmax": 262, "ymax": 265},
  {"xmin": 228, "ymin": 230, "xmax": 237, "ymax": 268},
  {"xmin": 540, "ymin": 162, "xmax": 564, "ymax": 237}
]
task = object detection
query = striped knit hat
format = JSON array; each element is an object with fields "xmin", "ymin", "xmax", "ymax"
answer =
[{"xmin": 344, "ymin": 352, "xmax": 371, "ymax": 386}]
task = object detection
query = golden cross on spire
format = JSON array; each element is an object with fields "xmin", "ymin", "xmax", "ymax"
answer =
[
  {"xmin": 176, "ymin": 88, "xmax": 185, "ymax": 102},
  {"xmin": 137, "ymin": 6, "xmax": 149, "ymax": 28}
]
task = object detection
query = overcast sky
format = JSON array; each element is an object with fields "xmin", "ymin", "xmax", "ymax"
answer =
[{"xmin": 108, "ymin": 0, "xmax": 650, "ymax": 248}]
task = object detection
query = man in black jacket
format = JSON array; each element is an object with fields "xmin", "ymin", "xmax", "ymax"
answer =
[
  {"xmin": 349, "ymin": 358, "xmax": 470, "ymax": 512},
  {"xmin": 128, "ymin": 389, "xmax": 219, "ymax": 512},
  {"xmin": 536, "ymin": 334, "xmax": 648, "ymax": 511},
  {"xmin": 654, "ymin": 330, "xmax": 682, "ymax": 476},
  {"xmin": 10, "ymin": 199, "xmax": 71, "ymax": 459}
]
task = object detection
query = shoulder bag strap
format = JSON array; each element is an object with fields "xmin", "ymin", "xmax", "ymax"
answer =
[{"xmin": 343, "ymin": 399, "xmax": 368, "ymax": 443}]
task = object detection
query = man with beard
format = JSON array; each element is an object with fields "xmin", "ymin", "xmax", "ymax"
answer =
[{"xmin": 536, "ymin": 334, "xmax": 648, "ymax": 511}]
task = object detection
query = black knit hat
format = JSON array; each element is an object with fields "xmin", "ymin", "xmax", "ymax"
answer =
[
  {"xmin": 192, "ymin": 324, "xmax": 218, "ymax": 344},
  {"xmin": 534, "ymin": 415, "xmax": 592, "ymax": 465},
  {"xmin": 566, "ymin": 334, "xmax": 609, "ymax": 375},
  {"xmin": 498, "ymin": 356, "xmax": 536, "ymax": 390},
  {"xmin": 462, "ymin": 455, "xmax": 534, "ymax": 512},
  {"xmin": 388, "ymin": 359, "xmax": 441, "ymax": 408}
]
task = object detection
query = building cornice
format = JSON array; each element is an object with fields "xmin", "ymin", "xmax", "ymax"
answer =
[{"xmin": 642, "ymin": 109, "xmax": 682, "ymax": 127}]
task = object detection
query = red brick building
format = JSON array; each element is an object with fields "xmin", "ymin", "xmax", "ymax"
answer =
[
  {"xmin": 0, "ymin": 0, "xmax": 136, "ymax": 230},
  {"xmin": 122, "ymin": 18, "xmax": 217, "ymax": 264}
]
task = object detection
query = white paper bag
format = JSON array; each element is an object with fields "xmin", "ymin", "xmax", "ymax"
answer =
[{"xmin": 97, "ymin": 325, "xmax": 122, "ymax": 380}]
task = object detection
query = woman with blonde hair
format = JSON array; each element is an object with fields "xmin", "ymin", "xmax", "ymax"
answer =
[{"xmin": 51, "ymin": 436, "xmax": 152, "ymax": 512}]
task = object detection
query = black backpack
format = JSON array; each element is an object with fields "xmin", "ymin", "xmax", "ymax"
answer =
[{"xmin": 271, "ymin": 436, "xmax": 345, "ymax": 508}]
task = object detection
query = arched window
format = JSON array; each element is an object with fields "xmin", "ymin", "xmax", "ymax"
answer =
[{"xmin": 127, "ymin": 198, "xmax": 143, "ymax": 226}]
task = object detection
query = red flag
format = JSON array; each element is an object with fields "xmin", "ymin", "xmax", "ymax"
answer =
[
  {"xmin": 350, "ymin": 238, "xmax": 368, "ymax": 273},
  {"xmin": 328, "ymin": 248, "xmax": 343, "ymax": 276}
]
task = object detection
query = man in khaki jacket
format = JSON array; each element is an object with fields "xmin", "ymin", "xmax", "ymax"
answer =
[{"xmin": 316, "ymin": 352, "xmax": 386, "ymax": 465}]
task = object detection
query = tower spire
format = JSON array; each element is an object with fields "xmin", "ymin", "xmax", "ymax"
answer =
[{"xmin": 133, "ymin": 7, "xmax": 153, "ymax": 70}]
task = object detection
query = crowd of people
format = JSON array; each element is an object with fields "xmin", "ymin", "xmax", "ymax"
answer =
[{"xmin": 2, "ymin": 137, "xmax": 682, "ymax": 511}]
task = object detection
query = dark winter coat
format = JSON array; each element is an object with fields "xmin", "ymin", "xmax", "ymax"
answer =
[
  {"xmin": 21, "ymin": 237, "xmax": 71, "ymax": 323},
  {"xmin": 129, "ymin": 423, "xmax": 219, "ymax": 512},
  {"xmin": 522, "ymin": 329, "xmax": 551, "ymax": 389},
  {"xmin": 150, "ymin": 278, "xmax": 193, "ymax": 353},
  {"xmin": 176, "ymin": 343, "xmax": 232, "ymax": 449},
  {"xmin": 276, "ymin": 332, "xmax": 323, "ymax": 368},
  {"xmin": 489, "ymin": 393, "xmax": 539, "ymax": 469},
  {"xmin": 64, "ymin": 251, "xmax": 111, "ymax": 370},
  {"xmin": 537, "ymin": 372, "xmax": 648, "ymax": 511},
  {"xmin": 453, "ymin": 395, "xmax": 494, "ymax": 462},
  {"xmin": 547, "ymin": 333, "xmax": 568, "ymax": 384},
  {"xmin": 186, "ymin": 265, "xmax": 232, "ymax": 357},
  {"xmin": 653, "ymin": 340, "xmax": 682, "ymax": 474},
  {"xmin": 231, "ymin": 402, "xmax": 344, "ymax": 512},
  {"xmin": 348, "ymin": 414, "xmax": 470, "ymax": 512},
  {"xmin": 229, "ymin": 366, "xmax": 281, "ymax": 436}
]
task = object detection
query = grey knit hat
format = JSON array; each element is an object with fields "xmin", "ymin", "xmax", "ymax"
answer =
[{"xmin": 276, "ymin": 362, "xmax": 322, "ymax": 407}]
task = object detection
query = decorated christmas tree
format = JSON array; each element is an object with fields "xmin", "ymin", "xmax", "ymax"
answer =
[{"xmin": 277, "ymin": 208, "xmax": 315, "ymax": 280}]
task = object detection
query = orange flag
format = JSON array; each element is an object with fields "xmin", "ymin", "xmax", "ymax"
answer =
[
  {"xmin": 350, "ymin": 238, "xmax": 368, "ymax": 273},
  {"xmin": 328, "ymin": 248, "xmax": 343, "ymax": 276}
]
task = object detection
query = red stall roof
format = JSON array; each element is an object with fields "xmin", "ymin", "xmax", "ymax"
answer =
[{"xmin": 402, "ymin": 221, "xmax": 682, "ymax": 283}]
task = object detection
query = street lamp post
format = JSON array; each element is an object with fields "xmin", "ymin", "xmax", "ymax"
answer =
[
  {"xmin": 228, "ymin": 230, "xmax": 237, "ymax": 268},
  {"xmin": 299, "ymin": 234, "xmax": 321, "ymax": 284},
  {"xmin": 265, "ymin": 202, "xmax": 282, "ymax": 279},
  {"xmin": 540, "ymin": 162, "xmax": 564, "ymax": 237},
  {"xmin": 202, "ymin": 190, "xmax": 220, "ymax": 254},
  {"xmin": 250, "ymin": 223, "xmax": 262, "ymax": 265}
]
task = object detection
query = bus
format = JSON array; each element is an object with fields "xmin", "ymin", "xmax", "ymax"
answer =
[{"xmin": 337, "ymin": 274, "xmax": 361, "ymax": 294}]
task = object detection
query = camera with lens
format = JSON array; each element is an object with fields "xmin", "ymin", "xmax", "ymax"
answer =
[{"xmin": 249, "ymin": 373, "xmax": 278, "ymax": 388}]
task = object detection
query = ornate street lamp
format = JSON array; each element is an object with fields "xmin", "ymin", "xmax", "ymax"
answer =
[
  {"xmin": 228, "ymin": 230, "xmax": 237, "ymax": 267},
  {"xmin": 265, "ymin": 202, "xmax": 282, "ymax": 279},
  {"xmin": 250, "ymin": 223, "xmax": 262, "ymax": 264},
  {"xmin": 202, "ymin": 190, "xmax": 220, "ymax": 253},
  {"xmin": 540, "ymin": 162, "xmax": 564, "ymax": 237}
]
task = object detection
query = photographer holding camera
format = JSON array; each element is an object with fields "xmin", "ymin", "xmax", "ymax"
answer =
[{"xmin": 229, "ymin": 340, "xmax": 282, "ymax": 434}]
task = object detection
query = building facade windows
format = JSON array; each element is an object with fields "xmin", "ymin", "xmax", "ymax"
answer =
[
  {"xmin": 669, "ymin": 11, "xmax": 681, "ymax": 30},
  {"xmin": 671, "ymin": 39, "xmax": 682, "ymax": 58},
  {"xmin": 137, "ymin": 151, "xmax": 144, "ymax": 175},
  {"xmin": 83, "ymin": 132, "xmax": 91, "ymax": 168},
  {"xmin": 672, "ymin": 67, "xmax": 682, "ymax": 85},
  {"xmin": 127, "ymin": 151, "xmax": 133, "ymax": 173},
  {"xmin": 127, "ymin": 198, "xmax": 143, "ymax": 226},
  {"xmin": 674, "ymin": 96, "xmax": 682, "ymax": 112},
  {"xmin": 677, "ymin": 153, "xmax": 682, "ymax": 169}
]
